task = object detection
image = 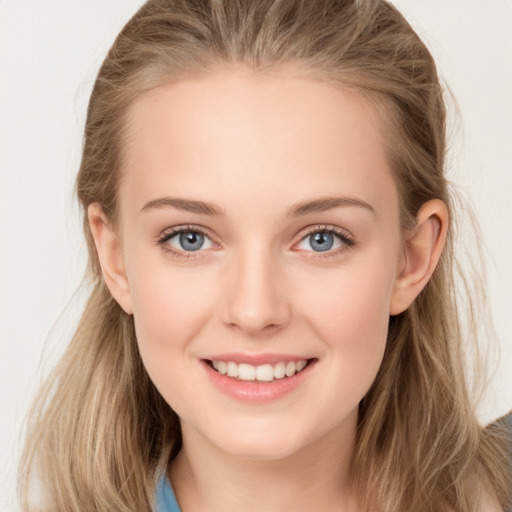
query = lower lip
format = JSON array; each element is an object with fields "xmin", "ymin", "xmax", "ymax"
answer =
[{"xmin": 201, "ymin": 359, "xmax": 317, "ymax": 403}]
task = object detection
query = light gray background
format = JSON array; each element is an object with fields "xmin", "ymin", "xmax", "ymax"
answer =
[{"xmin": 1, "ymin": 1, "xmax": 511, "ymax": 510}]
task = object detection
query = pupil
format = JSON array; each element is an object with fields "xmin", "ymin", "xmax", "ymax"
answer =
[
  {"xmin": 180, "ymin": 232, "xmax": 204, "ymax": 251},
  {"xmin": 311, "ymin": 232, "xmax": 333, "ymax": 252}
]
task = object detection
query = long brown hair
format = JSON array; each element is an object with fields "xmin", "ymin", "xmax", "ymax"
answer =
[{"xmin": 19, "ymin": 1, "xmax": 511, "ymax": 510}]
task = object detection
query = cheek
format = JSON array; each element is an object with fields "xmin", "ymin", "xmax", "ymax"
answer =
[
  {"xmin": 304, "ymin": 256, "xmax": 393, "ymax": 330},
  {"xmin": 127, "ymin": 261, "xmax": 215, "ymax": 390},
  {"xmin": 299, "ymin": 256, "xmax": 396, "ymax": 386}
]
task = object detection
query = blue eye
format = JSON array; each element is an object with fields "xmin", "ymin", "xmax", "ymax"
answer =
[
  {"xmin": 309, "ymin": 232, "xmax": 334, "ymax": 252},
  {"xmin": 297, "ymin": 228, "xmax": 353, "ymax": 254},
  {"xmin": 158, "ymin": 225, "xmax": 353, "ymax": 259},
  {"xmin": 161, "ymin": 228, "xmax": 214, "ymax": 252},
  {"xmin": 178, "ymin": 231, "xmax": 205, "ymax": 251}
]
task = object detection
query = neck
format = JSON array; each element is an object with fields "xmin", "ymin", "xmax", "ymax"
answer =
[{"xmin": 168, "ymin": 412, "xmax": 359, "ymax": 512}]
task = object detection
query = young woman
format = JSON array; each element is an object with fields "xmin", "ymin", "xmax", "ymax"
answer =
[{"xmin": 18, "ymin": 1, "xmax": 512, "ymax": 511}]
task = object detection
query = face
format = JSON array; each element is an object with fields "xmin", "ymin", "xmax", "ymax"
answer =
[{"xmin": 114, "ymin": 67, "xmax": 404, "ymax": 460}]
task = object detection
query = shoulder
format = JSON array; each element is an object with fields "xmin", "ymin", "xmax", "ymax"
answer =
[
  {"xmin": 487, "ymin": 410, "xmax": 512, "ymax": 512},
  {"xmin": 154, "ymin": 474, "xmax": 181, "ymax": 512},
  {"xmin": 489, "ymin": 410, "xmax": 512, "ymax": 462},
  {"xmin": 496, "ymin": 411, "xmax": 512, "ymax": 432}
]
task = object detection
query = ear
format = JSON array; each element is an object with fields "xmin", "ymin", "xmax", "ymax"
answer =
[
  {"xmin": 390, "ymin": 199, "xmax": 448, "ymax": 316},
  {"xmin": 88, "ymin": 203, "xmax": 133, "ymax": 315}
]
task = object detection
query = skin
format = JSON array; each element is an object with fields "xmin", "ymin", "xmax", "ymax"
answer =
[{"xmin": 89, "ymin": 65, "xmax": 448, "ymax": 512}]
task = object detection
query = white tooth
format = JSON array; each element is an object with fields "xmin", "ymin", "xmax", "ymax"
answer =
[
  {"xmin": 227, "ymin": 361, "xmax": 239, "ymax": 377},
  {"xmin": 238, "ymin": 363, "xmax": 256, "ymax": 381},
  {"xmin": 218, "ymin": 361, "xmax": 227, "ymax": 375},
  {"xmin": 296, "ymin": 360, "xmax": 307, "ymax": 372},
  {"xmin": 273, "ymin": 362, "xmax": 286, "ymax": 379},
  {"xmin": 256, "ymin": 364, "xmax": 274, "ymax": 382},
  {"xmin": 285, "ymin": 361, "xmax": 296, "ymax": 377},
  {"xmin": 212, "ymin": 361, "xmax": 219, "ymax": 370}
]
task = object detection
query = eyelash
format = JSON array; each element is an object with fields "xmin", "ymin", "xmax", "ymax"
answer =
[
  {"xmin": 156, "ymin": 224, "xmax": 216, "ymax": 261},
  {"xmin": 156, "ymin": 224, "xmax": 355, "ymax": 261}
]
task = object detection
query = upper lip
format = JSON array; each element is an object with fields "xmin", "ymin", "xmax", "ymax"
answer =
[{"xmin": 202, "ymin": 353, "xmax": 315, "ymax": 365}]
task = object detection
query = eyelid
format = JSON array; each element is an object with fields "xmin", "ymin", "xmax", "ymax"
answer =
[
  {"xmin": 298, "ymin": 224, "xmax": 353, "ymax": 239},
  {"xmin": 156, "ymin": 224, "xmax": 220, "ymax": 259},
  {"xmin": 157, "ymin": 224, "xmax": 217, "ymax": 242},
  {"xmin": 292, "ymin": 224, "xmax": 355, "ymax": 257}
]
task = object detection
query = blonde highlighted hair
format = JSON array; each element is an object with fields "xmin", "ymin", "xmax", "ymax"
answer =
[{"xmin": 19, "ymin": 1, "xmax": 511, "ymax": 511}]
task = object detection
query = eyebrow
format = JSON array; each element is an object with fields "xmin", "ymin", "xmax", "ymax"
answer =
[
  {"xmin": 140, "ymin": 195, "xmax": 375, "ymax": 217},
  {"xmin": 141, "ymin": 197, "xmax": 225, "ymax": 215},
  {"xmin": 286, "ymin": 196, "xmax": 375, "ymax": 217}
]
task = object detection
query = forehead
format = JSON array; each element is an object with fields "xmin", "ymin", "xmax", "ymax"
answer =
[{"xmin": 120, "ymin": 67, "xmax": 398, "ymax": 218}]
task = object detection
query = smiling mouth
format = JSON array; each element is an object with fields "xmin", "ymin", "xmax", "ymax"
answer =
[{"xmin": 205, "ymin": 358, "xmax": 316, "ymax": 382}]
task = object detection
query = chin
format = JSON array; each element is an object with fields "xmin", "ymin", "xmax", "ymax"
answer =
[
  {"xmin": 208, "ymin": 426, "xmax": 309, "ymax": 461},
  {"xmin": 223, "ymin": 442, "xmax": 301, "ymax": 461}
]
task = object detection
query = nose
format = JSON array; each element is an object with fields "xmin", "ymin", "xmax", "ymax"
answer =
[{"xmin": 220, "ymin": 245, "xmax": 291, "ymax": 337}]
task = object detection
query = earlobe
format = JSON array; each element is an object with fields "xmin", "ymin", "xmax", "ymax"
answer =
[
  {"xmin": 88, "ymin": 203, "xmax": 133, "ymax": 315},
  {"xmin": 390, "ymin": 199, "xmax": 448, "ymax": 316}
]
